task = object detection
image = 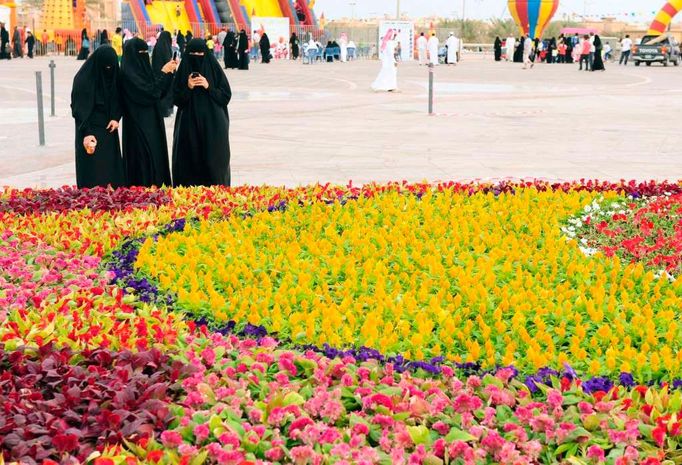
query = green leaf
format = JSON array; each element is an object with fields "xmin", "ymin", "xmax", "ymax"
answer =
[
  {"xmin": 190, "ymin": 451, "xmax": 209, "ymax": 465},
  {"xmin": 407, "ymin": 425, "xmax": 432, "ymax": 446},
  {"xmin": 444, "ymin": 427, "xmax": 476, "ymax": 443},
  {"xmin": 379, "ymin": 386, "xmax": 403, "ymax": 397},
  {"xmin": 283, "ymin": 392, "xmax": 305, "ymax": 406}
]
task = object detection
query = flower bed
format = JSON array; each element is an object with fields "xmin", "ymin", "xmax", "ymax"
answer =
[{"xmin": 0, "ymin": 181, "xmax": 681, "ymax": 464}]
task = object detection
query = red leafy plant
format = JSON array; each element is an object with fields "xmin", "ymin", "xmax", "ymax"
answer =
[
  {"xmin": 0, "ymin": 187, "xmax": 171, "ymax": 215},
  {"xmin": 0, "ymin": 344, "xmax": 194, "ymax": 464}
]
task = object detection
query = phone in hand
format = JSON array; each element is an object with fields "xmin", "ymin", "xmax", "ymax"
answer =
[
  {"xmin": 173, "ymin": 51, "xmax": 178, "ymax": 60},
  {"xmin": 190, "ymin": 72, "xmax": 200, "ymax": 78}
]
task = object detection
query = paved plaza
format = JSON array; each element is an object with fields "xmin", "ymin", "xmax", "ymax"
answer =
[{"xmin": 0, "ymin": 55, "xmax": 681, "ymax": 188}]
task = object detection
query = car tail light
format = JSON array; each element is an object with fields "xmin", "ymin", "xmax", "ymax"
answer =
[
  {"xmin": 633, "ymin": 46, "xmax": 638, "ymax": 53},
  {"xmin": 661, "ymin": 46, "xmax": 668, "ymax": 54}
]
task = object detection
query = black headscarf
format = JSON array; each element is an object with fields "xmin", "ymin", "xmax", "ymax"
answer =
[
  {"xmin": 71, "ymin": 45, "xmax": 120, "ymax": 127},
  {"xmin": 121, "ymin": 38, "xmax": 159, "ymax": 102},
  {"xmin": 152, "ymin": 30, "xmax": 173, "ymax": 74},
  {"xmin": 186, "ymin": 30, "xmax": 193, "ymax": 42},
  {"xmin": 237, "ymin": 30, "xmax": 248, "ymax": 52},
  {"xmin": 494, "ymin": 37, "xmax": 501, "ymax": 47},
  {"xmin": 100, "ymin": 29, "xmax": 109, "ymax": 45},
  {"xmin": 594, "ymin": 35, "xmax": 602, "ymax": 50},
  {"xmin": 223, "ymin": 30, "xmax": 235, "ymax": 48},
  {"xmin": 81, "ymin": 28, "xmax": 87, "ymax": 40},
  {"xmin": 174, "ymin": 39, "xmax": 228, "ymax": 95}
]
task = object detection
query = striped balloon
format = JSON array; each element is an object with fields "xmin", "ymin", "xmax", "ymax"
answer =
[
  {"xmin": 508, "ymin": 0, "xmax": 559, "ymax": 39},
  {"xmin": 648, "ymin": 0, "xmax": 682, "ymax": 35}
]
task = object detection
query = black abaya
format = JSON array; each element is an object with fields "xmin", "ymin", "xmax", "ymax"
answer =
[
  {"xmin": 77, "ymin": 29, "xmax": 89, "ymax": 60},
  {"xmin": 172, "ymin": 39, "xmax": 231, "ymax": 187},
  {"xmin": 177, "ymin": 32, "xmax": 186, "ymax": 54},
  {"xmin": 592, "ymin": 36, "xmax": 605, "ymax": 71},
  {"xmin": 237, "ymin": 30, "xmax": 249, "ymax": 70},
  {"xmin": 260, "ymin": 32, "xmax": 271, "ymax": 63},
  {"xmin": 223, "ymin": 31, "xmax": 237, "ymax": 69},
  {"xmin": 121, "ymin": 38, "xmax": 173, "ymax": 187},
  {"xmin": 71, "ymin": 46, "xmax": 126, "ymax": 188},
  {"xmin": 152, "ymin": 31, "xmax": 174, "ymax": 117},
  {"xmin": 494, "ymin": 37, "xmax": 502, "ymax": 61},
  {"xmin": 290, "ymin": 33, "xmax": 299, "ymax": 60},
  {"xmin": 513, "ymin": 38, "xmax": 523, "ymax": 62}
]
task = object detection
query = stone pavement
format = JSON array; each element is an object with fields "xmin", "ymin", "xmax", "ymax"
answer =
[{"xmin": 0, "ymin": 54, "xmax": 681, "ymax": 188}]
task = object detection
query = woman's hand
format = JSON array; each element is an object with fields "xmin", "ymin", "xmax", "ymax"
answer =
[
  {"xmin": 195, "ymin": 76, "xmax": 209, "ymax": 89},
  {"xmin": 83, "ymin": 135, "xmax": 97, "ymax": 154},
  {"xmin": 106, "ymin": 120, "xmax": 119, "ymax": 133},
  {"xmin": 162, "ymin": 60, "xmax": 177, "ymax": 74}
]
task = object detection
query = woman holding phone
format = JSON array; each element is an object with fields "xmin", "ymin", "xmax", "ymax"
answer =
[
  {"xmin": 120, "ymin": 37, "xmax": 177, "ymax": 187},
  {"xmin": 71, "ymin": 45, "xmax": 126, "ymax": 189},
  {"xmin": 172, "ymin": 38, "xmax": 232, "ymax": 187}
]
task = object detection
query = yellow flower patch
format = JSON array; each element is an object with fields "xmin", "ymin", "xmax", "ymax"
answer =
[{"xmin": 136, "ymin": 188, "xmax": 682, "ymax": 378}]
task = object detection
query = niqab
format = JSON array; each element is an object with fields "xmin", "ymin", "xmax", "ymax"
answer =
[{"xmin": 72, "ymin": 45, "xmax": 119, "ymax": 123}]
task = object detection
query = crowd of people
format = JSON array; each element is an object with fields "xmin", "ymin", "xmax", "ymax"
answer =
[
  {"xmin": 71, "ymin": 36, "xmax": 231, "ymax": 189},
  {"xmin": 495, "ymin": 32, "xmax": 639, "ymax": 72}
]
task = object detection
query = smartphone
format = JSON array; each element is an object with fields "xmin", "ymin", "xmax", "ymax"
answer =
[
  {"xmin": 190, "ymin": 72, "xmax": 200, "ymax": 78},
  {"xmin": 173, "ymin": 51, "xmax": 178, "ymax": 60}
]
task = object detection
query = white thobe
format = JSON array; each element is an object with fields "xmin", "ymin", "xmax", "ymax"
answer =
[
  {"xmin": 371, "ymin": 40, "xmax": 398, "ymax": 91},
  {"xmin": 417, "ymin": 36, "xmax": 428, "ymax": 64},
  {"xmin": 427, "ymin": 36, "xmax": 439, "ymax": 65},
  {"xmin": 446, "ymin": 36, "xmax": 458, "ymax": 64},
  {"xmin": 506, "ymin": 37, "xmax": 515, "ymax": 61}
]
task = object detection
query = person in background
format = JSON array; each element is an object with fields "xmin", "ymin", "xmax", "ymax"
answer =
[
  {"xmin": 0, "ymin": 23, "xmax": 9, "ymax": 59},
  {"xmin": 259, "ymin": 32, "xmax": 271, "ymax": 63},
  {"xmin": 445, "ymin": 32, "xmax": 458, "ymax": 65},
  {"xmin": 55, "ymin": 33, "xmax": 63, "ymax": 55},
  {"xmin": 371, "ymin": 30, "xmax": 398, "ymax": 92},
  {"xmin": 505, "ymin": 36, "xmax": 515, "ymax": 62},
  {"xmin": 177, "ymin": 30, "xmax": 186, "ymax": 54},
  {"xmin": 111, "ymin": 27, "xmax": 123, "ymax": 61},
  {"xmin": 185, "ymin": 30, "xmax": 193, "ymax": 44},
  {"xmin": 547, "ymin": 37, "xmax": 557, "ymax": 63},
  {"xmin": 123, "ymin": 28, "xmax": 134, "ymax": 44},
  {"xmin": 152, "ymin": 30, "xmax": 174, "ymax": 117},
  {"xmin": 12, "ymin": 26, "xmax": 22, "ymax": 58},
  {"xmin": 25, "ymin": 30, "xmax": 35, "ymax": 58},
  {"xmin": 603, "ymin": 41, "xmax": 612, "ymax": 61},
  {"xmin": 427, "ymin": 32, "xmax": 439, "ymax": 66},
  {"xmin": 588, "ymin": 32, "xmax": 595, "ymax": 70},
  {"xmin": 522, "ymin": 34, "xmax": 533, "ymax": 69},
  {"xmin": 172, "ymin": 39, "xmax": 232, "ymax": 187},
  {"xmin": 290, "ymin": 32, "xmax": 299, "ymax": 60},
  {"xmin": 121, "ymin": 37, "xmax": 177, "ymax": 187},
  {"xmin": 40, "ymin": 29, "xmax": 48, "ymax": 55},
  {"xmin": 77, "ymin": 28, "xmax": 90, "ymax": 60},
  {"xmin": 591, "ymin": 35, "xmax": 605, "ymax": 71},
  {"xmin": 217, "ymin": 27, "xmax": 227, "ymax": 59},
  {"xmin": 558, "ymin": 40, "xmax": 567, "ymax": 63},
  {"xmin": 206, "ymin": 34, "xmax": 215, "ymax": 55},
  {"xmin": 251, "ymin": 30, "xmax": 260, "ymax": 61},
  {"xmin": 619, "ymin": 34, "xmax": 632, "ymax": 65},
  {"xmin": 579, "ymin": 34, "xmax": 591, "ymax": 71},
  {"xmin": 100, "ymin": 29, "xmax": 109, "ymax": 46},
  {"xmin": 494, "ymin": 36, "xmax": 502, "ymax": 61},
  {"xmin": 417, "ymin": 32, "xmax": 427, "ymax": 65},
  {"xmin": 70, "ymin": 46, "xmax": 126, "ymax": 189},
  {"xmin": 339, "ymin": 32, "xmax": 348, "ymax": 62},
  {"xmin": 237, "ymin": 29, "xmax": 249, "ymax": 69},
  {"xmin": 223, "ymin": 29, "xmax": 237, "ymax": 69}
]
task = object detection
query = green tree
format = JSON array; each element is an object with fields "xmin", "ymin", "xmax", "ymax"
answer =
[{"xmin": 488, "ymin": 18, "xmax": 518, "ymax": 40}]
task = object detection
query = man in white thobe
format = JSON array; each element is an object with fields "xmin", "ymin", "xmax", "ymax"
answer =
[
  {"xmin": 446, "ymin": 32, "xmax": 458, "ymax": 65},
  {"xmin": 427, "ymin": 33, "xmax": 439, "ymax": 66},
  {"xmin": 506, "ymin": 36, "xmax": 516, "ymax": 61},
  {"xmin": 417, "ymin": 32, "xmax": 427, "ymax": 65}
]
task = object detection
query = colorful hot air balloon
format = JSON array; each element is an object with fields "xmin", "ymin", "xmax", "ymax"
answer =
[
  {"xmin": 648, "ymin": 0, "xmax": 682, "ymax": 35},
  {"xmin": 508, "ymin": 0, "xmax": 559, "ymax": 39}
]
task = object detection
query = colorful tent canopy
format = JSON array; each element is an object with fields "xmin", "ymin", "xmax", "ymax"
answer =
[{"xmin": 507, "ymin": 0, "xmax": 559, "ymax": 39}]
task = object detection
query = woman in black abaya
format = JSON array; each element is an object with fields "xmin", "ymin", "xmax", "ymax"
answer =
[
  {"xmin": 592, "ymin": 35, "xmax": 605, "ymax": 71},
  {"xmin": 77, "ymin": 28, "xmax": 90, "ymax": 60},
  {"xmin": 172, "ymin": 39, "xmax": 231, "ymax": 187},
  {"xmin": 223, "ymin": 29, "xmax": 237, "ymax": 69},
  {"xmin": 177, "ymin": 31, "xmax": 186, "ymax": 54},
  {"xmin": 121, "ymin": 38, "xmax": 176, "ymax": 187},
  {"xmin": 494, "ymin": 37, "xmax": 502, "ymax": 61},
  {"xmin": 290, "ymin": 32, "xmax": 299, "ymax": 60},
  {"xmin": 152, "ymin": 31, "xmax": 174, "ymax": 117},
  {"xmin": 71, "ymin": 46, "xmax": 125, "ymax": 188},
  {"xmin": 259, "ymin": 32, "xmax": 271, "ymax": 63},
  {"xmin": 513, "ymin": 37, "xmax": 523, "ymax": 62},
  {"xmin": 237, "ymin": 29, "xmax": 249, "ymax": 70}
]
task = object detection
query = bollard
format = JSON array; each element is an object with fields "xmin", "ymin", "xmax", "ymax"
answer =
[
  {"xmin": 428, "ymin": 63, "xmax": 434, "ymax": 115},
  {"xmin": 35, "ymin": 71, "xmax": 45, "ymax": 146},
  {"xmin": 49, "ymin": 60, "xmax": 56, "ymax": 117}
]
